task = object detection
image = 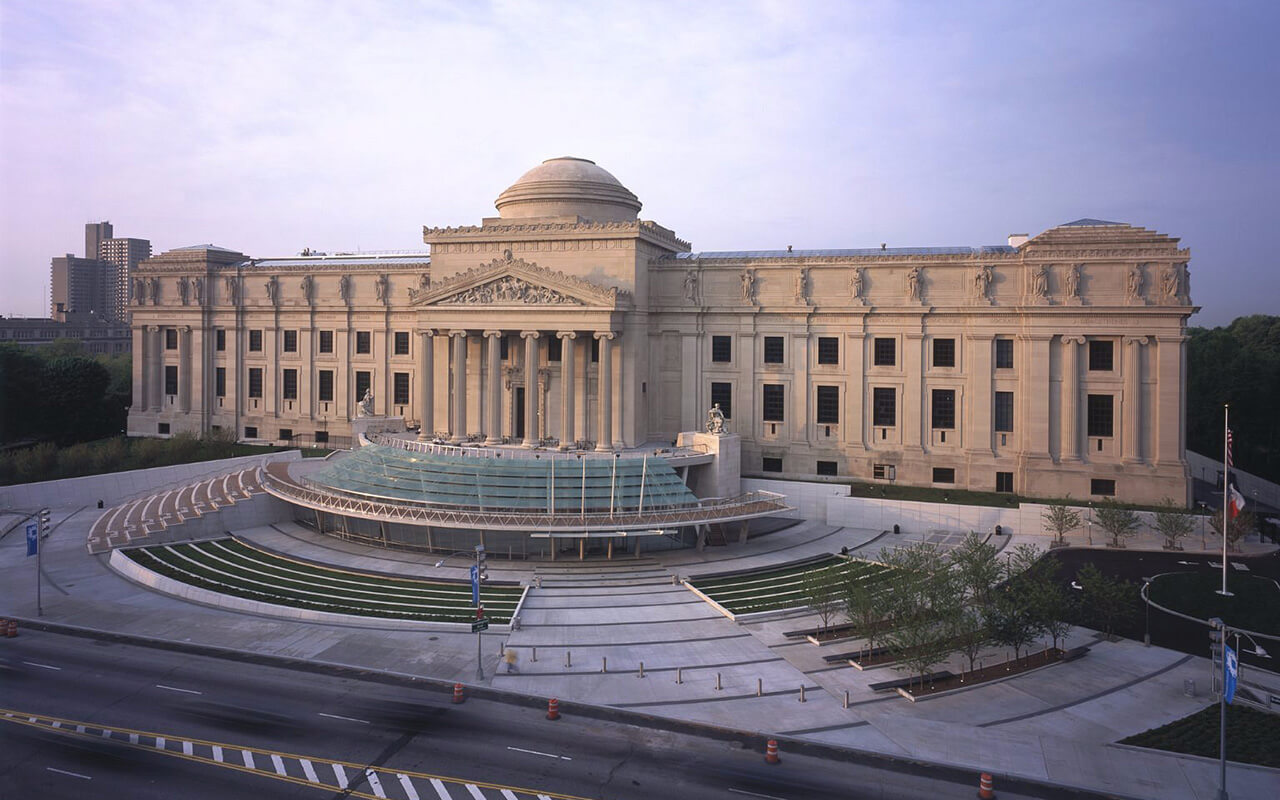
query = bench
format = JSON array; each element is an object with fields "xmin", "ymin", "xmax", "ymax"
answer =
[
  {"xmin": 867, "ymin": 670, "xmax": 954, "ymax": 692},
  {"xmin": 1062, "ymin": 645, "xmax": 1090, "ymax": 662},
  {"xmin": 782, "ymin": 622, "xmax": 861, "ymax": 640}
]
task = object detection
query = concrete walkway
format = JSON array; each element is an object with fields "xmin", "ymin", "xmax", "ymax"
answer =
[{"xmin": 2, "ymin": 502, "xmax": 1278, "ymax": 799}]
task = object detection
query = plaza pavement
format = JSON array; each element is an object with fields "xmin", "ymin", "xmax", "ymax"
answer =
[{"xmin": 2, "ymin": 499, "xmax": 1278, "ymax": 800}]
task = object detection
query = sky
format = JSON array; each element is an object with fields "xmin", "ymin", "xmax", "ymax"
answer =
[{"xmin": 1, "ymin": 0, "xmax": 1276, "ymax": 326}]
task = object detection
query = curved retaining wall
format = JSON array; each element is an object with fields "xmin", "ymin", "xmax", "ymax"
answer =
[{"xmin": 108, "ymin": 547, "xmax": 515, "ymax": 633}]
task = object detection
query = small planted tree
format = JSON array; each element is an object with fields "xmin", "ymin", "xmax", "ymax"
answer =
[
  {"xmin": 950, "ymin": 604, "xmax": 991, "ymax": 673},
  {"xmin": 986, "ymin": 544, "xmax": 1049, "ymax": 660},
  {"xmin": 950, "ymin": 532, "xmax": 1001, "ymax": 609},
  {"xmin": 801, "ymin": 564, "xmax": 844, "ymax": 636},
  {"xmin": 1042, "ymin": 502, "xmax": 1082, "ymax": 547},
  {"xmin": 881, "ymin": 541, "xmax": 960, "ymax": 691},
  {"xmin": 1075, "ymin": 562, "xmax": 1138, "ymax": 640},
  {"xmin": 1095, "ymin": 501, "xmax": 1141, "ymax": 548},
  {"xmin": 1210, "ymin": 510, "xmax": 1256, "ymax": 553},
  {"xmin": 1153, "ymin": 498, "xmax": 1195, "ymax": 550},
  {"xmin": 1024, "ymin": 555, "xmax": 1075, "ymax": 651},
  {"xmin": 843, "ymin": 571, "xmax": 884, "ymax": 654}
]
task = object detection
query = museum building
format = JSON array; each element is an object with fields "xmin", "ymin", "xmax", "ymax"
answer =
[{"xmin": 127, "ymin": 157, "xmax": 1195, "ymax": 504}]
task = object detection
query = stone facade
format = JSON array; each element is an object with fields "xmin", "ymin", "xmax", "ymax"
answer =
[{"xmin": 127, "ymin": 159, "xmax": 1195, "ymax": 503}]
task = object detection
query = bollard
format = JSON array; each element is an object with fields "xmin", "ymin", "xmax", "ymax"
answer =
[
  {"xmin": 602, "ymin": 657, "xmax": 608, "ymax": 673},
  {"xmin": 566, "ymin": 651, "xmax": 572, "ymax": 668},
  {"xmin": 499, "ymin": 640, "xmax": 506, "ymax": 656},
  {"xmin": 764, "ymin": 739, "xmax": 780, "ymax": 765},
  {"xmin": 715, "ymin": 672, "xmax": 722, "ymax": 691},
  {"xmin": 532, "ymin": 647, "xmax": 538, "ymax": 663},
  {"xmin": 638, "ymin": 662, "xmax": 645, "ymax": 679},
  {"xmin": 977, "ymin": 772, "xmax": 995, "ymax": 799},
  {"xmin": 451, "ymin": 683, "xmax": 465, "ymax": 704},
  {"xmin": 757, "ymin": 678, "xmax": 763, "ymax": 697},
  {"xmin": 676, "ymin": 667, "xmax": 683, "ymax": 684},
  {"xmin": 843, "ymin": 690, "xmax": 849, "ymax": 709},
  {"xmin": 671, "ymin": 575, "xmax": 678, "ymax": 586},
  {"xmin": 799, "ymin": 684, "xmax": 806, "ymax": 703},
  {"xmin": 546, "ymin": 697, "xmax": 560, "ymax": 721}
]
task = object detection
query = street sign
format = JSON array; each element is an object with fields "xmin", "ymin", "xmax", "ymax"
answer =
[
  {"xmin": 471, "ymin": 619, "xmax": 489, "ymax": 633},
  {"xmin": 470, "ymin": 564, "xmax": 480, "ymax": 606},
  {"xmin": 26, "ymin": 523, "xmax": 38, "ymax": 557},
  {"xmin": 1224, "ymin": 644, "xmax": 1238, "ymax": 705}
]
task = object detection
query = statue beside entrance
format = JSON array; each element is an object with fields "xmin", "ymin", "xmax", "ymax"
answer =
[{"xmin": 706, "ymin": 403, "xmax": 726, "ymax": 435}]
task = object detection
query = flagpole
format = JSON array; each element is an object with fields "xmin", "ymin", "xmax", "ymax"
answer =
[{"xmin": 1221, "ymin": 404, "xmax": 1230, "ymax": 597}]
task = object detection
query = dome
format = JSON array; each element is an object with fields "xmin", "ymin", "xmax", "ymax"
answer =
[{"xmin": 495, "ymin": 157, "xmax": 641, "ymax": 222}]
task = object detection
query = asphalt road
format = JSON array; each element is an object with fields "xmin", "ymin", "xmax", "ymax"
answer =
[{"xmin": 0, "ymin": 630, "xmax": 1056, "ymax": 800}]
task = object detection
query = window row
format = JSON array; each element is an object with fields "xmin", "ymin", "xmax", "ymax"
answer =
[
  {"xmin": 219, "ymin": 368, "xmax": 413, "ymax": 405},
  {"xmin": 211, "ymin": 330, "xmax": 604, "ymax": 363}
]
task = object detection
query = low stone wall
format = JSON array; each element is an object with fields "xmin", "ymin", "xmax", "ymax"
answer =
[
  {"xmin": 741, "ymin": 477, "xmax": 842, "ymax": 520},
  {"xmin": 0, "ymin": 451, "xmax": 302, "ymax": 511}
]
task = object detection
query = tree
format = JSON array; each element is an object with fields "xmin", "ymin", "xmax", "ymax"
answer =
[
  {"xmin": 1042, "ymin": 502, "xmax": 1081, "ymax": 547},
  {"xmin": 949, "ymin": 532, "xmax": 1000, "ymax": 609},
  {"xmin": 1153, "ymin": 498, "xmax": 1195, "ymax": 550},
  {"xmin": 1094, "ymin": 501, "xmax": 1141, "ymax": 548},
  {"xmin": 984, "ymin": 544, "xmax": 1051, "ymax": 660},
  {"xmin": 1210, "ymin": 510, "xmax": 1256, "ymax": 553},
  {"xmin": 950, "ymin": 604, "xmax": 990, "ymax": 672},
  {"xmin": 1075, "ymin": 563, "xmax": 1137, "ymax": 639},
  {"xmin": 880, "ymin": 541, "xmax": 960, "ymax": 690},
  {"xmin": 1023, "ymin": 556, "xmax": 1075, "ymax": 650},
  {"xmin": 842, "ymin": 570, "xmax": 884, "ymax": 654},
  {"xmin": 801, "ymin": 564, "xmax": 844, "ymax": 636}
]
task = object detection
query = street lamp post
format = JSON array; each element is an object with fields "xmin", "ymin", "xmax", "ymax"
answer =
[
  {"xmin": 1141, "ymin": 577, "xmax": 1153, "ymax": 647},
  {"xmin": 1087, "ymin": 502, "xmax": 1094, "ymax": 546},
  {"xmin": 1198, "ymin": 502, "xmax": 1208, "ymax": 550}
]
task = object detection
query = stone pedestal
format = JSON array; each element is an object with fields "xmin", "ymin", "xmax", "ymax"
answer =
[
  {"xmin": 351, "ymin": 415, "xmax": 406, "ymax": 444},
  {"xmin": 675, "ymin": 432, "xmax": 741, "ymax": 499}
]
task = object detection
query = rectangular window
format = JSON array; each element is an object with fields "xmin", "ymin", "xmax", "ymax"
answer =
[
  {"xmin": 996, "ymin": 472, "xmax": 1014, "ymax": 493},
  {"xmin": 816, "ymin": 460, "xmax": 838, "ymax": 477},
  {"xmin": 215, "ymin": 367, "xmax": 226, "ymax": 398},
  {"xmin": 282, "ymin": 368, "xmax": 298, "ymax": 400},
  {"xmin": 763, "ymin": 336, "xmax": 784, "ymax": 364},
  {"xmin": 355, "ymin": 371, "xmax": 371, "ymax": 403},
  {"xmin": 995, "ymin": 338, "xmax": 1014, "ymax": 369},
  {"xmin": 248, "ymin": 330, "xmax": 262, "ymax": 352},
  {"xmin": 244, "ymin": 426, "xmax": 258, "ymax": 439},
  {"xmin": 762, "ymin": 384, "xmax": 785, "ymax": 422},
  {"xmin": 873, "ymin": 387, "xmax": 896, "ymax": 427},
  {"xmin": 762, "ymin": 457, "xmax": 783, "ymax": 473},
  {"xmin": 933, "ymin": 338, "xmax": 955, "ymax": 368},
  {"xmin": 590, "ymin": 338, "xmax": 599, "ymax": 363},
  {"xmin": 394, "ymin": 372, "xmax": 410, "ymax": 405},
  {"xmin": 158, "ymin": 422, "xmax": 170, "ymax": 435},
  {"xmin": 712, "ymin": 335, "xmax": 732, "ymax": 363},
  {"xmin": 319, "ymin": 330, "xmax": 334, "ymax": 353},
  {"xmin": 1087, "ymin": 394, "xmax": 1114, "ymax": 437},
  {"xmin": 318, "ymin": 370, "xmax": 334, "ymax": 402},
  {"xmin": 394, "ymin": 331, "xmax": 409, "ymax": 356},
  {"xmin": 282, "ymin": 330, "xmax": 297, "ymax": 353},
  {"xmin": 355, "ymin": 331, "xmax": 371, "ymax": 355},
  {"xmin": 874, "ymin": 337, "xmax": 895, "ymax": 366},
  {"xmin": 816, "ymin": 385, "xmax": 839, "ymax": 424},
  {"xmin": 932, "ymin": 467, "xmax": 956, "ymax": 484},
  {"xmin": 817, "ymin": 337, "xmax": 839, "ymax": 365},
  {"xmin": 314, "ymin": 431, "xmax": 329, "ymax": 444},
  {"xmin": 501, "ymin": 336, "xmax": 510, "ymax": 360},
  {"xmin": 873, "ymin": 464, "xmax": 896, "ymax": 481},
  {"xmin": 710, "ymin": 381, "xmax": 733, "ymax": 419},
  {"xmin": 1091, "ymin": 479, "xmax": 1117, "ymax": 497},
  {"xmin": 1089, "ymin": 340, "xmax": 1114, "ymax": 371},
  {"xmin": 994, "ymin": 391, "xmax": 1014, "ymax": 433},
  {"xmin": 931, "ymin": 389, "xmax": 955, "ymax": 429},
  {"xmin": 165, "ymin": 328, "xmax": 178, "ymax": 350},
  {"xmin": 248, "ymin": 367, "xmax": 263, "ymax": 398},
  {"xmin": 279, "ymin": 428, "xmax": 293, "ymax": 441},
  {"xmin": 215, "ymin": 329, "xmax": 226, "ymax": 352},
  {"xmin": 547, "ymin": 336, "xmax": 562, "ymax": 362},
  {"xmin": 164, "ymin": 365, "xmax": 178, "ymax": 395}
]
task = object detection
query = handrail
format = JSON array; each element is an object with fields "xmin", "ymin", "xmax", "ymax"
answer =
[{"xmin": 365, "ymin": 433, "xmax": 710, "ymax": 461}]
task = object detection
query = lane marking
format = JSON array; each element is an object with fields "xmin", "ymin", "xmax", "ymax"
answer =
[
  {"xmin": 429, "ymin": 778, "xmax": 452, "ymax": 799},
  {"xmin": 333, "ymin": 763, "xmax": 349, "ymax": 789},
  {"xmin": 728, "ymin": 790, "xmax": 786, "ymax": 800},
  {"xmin": 46, "ymin": 767, "xmax": 91, "ymax": 780},
  {"xmin": 241, "ymin": 749, "xmax": 255, "ymax": 769},
  {"xmin": 466, "ymin": 785, "xmax": 485, "ymax": 800},
  {"xmin": 501, "ymin": 790, "xmax": 519, "ymax": 800},
  {"xmin": 507, "ymin": 745, "xmax": 572, "ymax": 761},
  {"xmin": 367, "ymin": 769, "xmax": 387, "ymax": 798},
  {"xmin": 155, "ymin": 684, "xmax": 202, "ymax": 695},
  {"xmin": 398, "ymin": 774, "xmax": 420, "ymax": 800},
  {"xmin": 271, "ymin": 754, "xmax": 287, "ymax": 777},
  {"xmin": 212, "ymin": 745, "xmax": 223, "ymax": 763},
  {"xmin": 319, "ymin": 712, "xmax": 370, "ymax": 724},
  {"xmin": 22, "ymin": 661, "xmax": 61, "ymax": 671},
  {"xmin": 301, "ymin": 759, "xmax": 319, "ymax": 784}
]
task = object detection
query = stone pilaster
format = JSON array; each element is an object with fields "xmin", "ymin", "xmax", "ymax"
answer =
[
  {"xmin": 1123, "ymin": 336, "xmax": 1148, "ymax": 463},
  {"xmin": 1061, "ymin": 335, "xmax": 1086, "ymax": 462},
  {"xmin": 557, "ymin": 332, "xmax": 577, "ymax": 449},
  {"xmin": 521, "ymin": 331, "xmax": 540, "ymax": 447},
  {"xmin": 484, "ymin": 331, "xmax": 502, "ymax": 444},
  {"xmin": 417, "ymin": 329, "xmax": 435, "ymax": 441},
  {"xmin": 595, "ymin": 332, "xmax": 616, "ymax": 452},
  {"xmin": 449, "ymin": 330, "xmax": 467, "ymax": 443}
]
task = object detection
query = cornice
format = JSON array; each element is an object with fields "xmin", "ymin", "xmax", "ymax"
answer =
[
  {"xmin": 424, "ymin": 219, "xmax": 690, "ymax": 250},
  {"xmin": 412, "ymin": 251, "xmax": 632, "ymax": 308}
]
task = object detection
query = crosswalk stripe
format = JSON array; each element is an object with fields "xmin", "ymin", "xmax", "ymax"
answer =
[
  {"xmin": 101, "ymin": 728, "xmax": 113, "ymax": 738},
  {"xmin": 466, "ymin": 784, "xmax": 486, "ymax": 800},
  {"xmin": 182, "ymin": 741, "xmax": 193, "ymax": 755},
  {"xmin": 51, "ymin": 721, "xmax": 61, "ymax": 728},
  {"xmin": 155, "ymin": 736, "xmax": 165, "ymax": 749},
  {"xmin": 366, "ymin": 769, "xmax": 387, "ymax": 798},
  {"xmin": 242, "ymin": 750, "xmax": 255, "ymax": 769},
  {"xmin": 333, "ymin": 763, "xmax": 349, "ymax": 789},
  {"xmin": 75, "ymin": 725, "xmax": 86, "ymax": 734},
  {"xmin": 129, "ymin": 734, "xmax": 139, "ymax": 745},
  {"xmin": 538, "ymin": 795, "xmax": 554, "ymax": 800},
  {"xmin": 398, "ymin": 774, "xmax": 420, "ymax": 800},
  {"xmin": 501, "ymin": 790, "xmax": 519, "ymax": 800},
  {"xmin": 429, "ymin": 778, "xmax": 452, "ymax": 799},
  {"xmin": 301, "ymin": 759, "xmax": 319, "ymax": 783},
  {"xmin": 271, "ymin": 754, "xmax": 287, "ymax": 776},
  {"xmin": 212, "ymin": 746, "xmax": 223, "ymax": 763}
]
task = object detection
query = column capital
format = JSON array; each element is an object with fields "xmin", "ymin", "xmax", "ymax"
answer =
[
  {"xmin": 556, "ymin": 331, "xmax": 578, "ymax": 340},
  {"xmin": 179, "ymin": 325, "xmax": 192, "ymax": 333},
  {"xmin": 483, "ymin": 330, "xmax": 503, "ymax": 339},
  {"xmin": 416, "ymin": 328, "xmax": 436, "ymax": 338},
  {"xmin": 1123, "ymin": 335, "xmax": 1150, "ymax": 346},
  {"xmin": 146, "ymin": 325, "xmax": 161, "ymax": 332},
  {"xmin": 1062, "ymin": 335, "xmax": 1087, "ymax": 345},
  {"xmin": 593, "ymin": 330, "xmax": 616, "ymax": 341},
  {"xmin": 448, "ymin": 329, "xmax": 468, "ymax": 338},
  {"xmin": 520, "ymin": 330, "xmax": 541, "ymax": 340}
]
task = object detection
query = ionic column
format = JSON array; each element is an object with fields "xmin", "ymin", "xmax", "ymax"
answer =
[
  {"xmin": 484, "ymin": 331, "xmax": 503, "ymax": 444},
  {"xmin": 131, "ymin": 325, "xmax": 146, "ymax": 414},
  {"xmin": 521, "ymin": 331, "xmax": 540, "ymax": 447},
  {"xmin": 449, "ymin": 330, "xmax": 467, "ymax": 443},
  {"xmin": 557, "ymin": 332, "xmax": 577, "ymax": 449},
  {"xmin": 595, "ymin": 332, "xmax": 615, "ymax": 452},
  {"xmin": 179, "ymin": 326, "xmax": 192, "ymax": 413},
  {"xmin": 149, "ymin": 326, "xmax": 163, "ymax": 410},
  {"xmin": 1061, "ymin": 335, "xmax": 1086, "ymax": 462},
  {"xmin": 1123, "ymin": 336, "xmax": 1148, "ymax": 463},
  {"xmin": 417, "ymin": 329, "xmax": 434, "ymax": 441}
]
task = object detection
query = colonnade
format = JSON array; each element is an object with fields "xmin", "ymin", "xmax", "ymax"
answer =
[{"xmin": 417, "ymin": 328, "xmax": 617, "ymax": 451}]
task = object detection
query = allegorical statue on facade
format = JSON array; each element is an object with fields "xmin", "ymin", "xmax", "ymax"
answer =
[
  {"xmin": 683, "ymin": 269, "xmax": 699, "ymax": 303},
  {"xmin": 849, "ymin": 267, "xmax": 864, "ymax": 304},
  {"xmin": 1031, "ymin": 265, "xmax": 1048, "ymax": 298},
  {"xmin": 300, "ymin": 275, "xmax": 314, "ymax": 304},
  {"xmin": 193, "ymin": 276, "xmax": 204, "ymax": 305},
  {"xmin": 375, "ymin": 274, "xmax": 390, "ymax": 304},
  {"xmin": 224, "ymin": 276, "xmax": 239, "ymax": 305},
  {"xmin": 973, "ymin": 265, "xmax": 991, "ymax": 303},
  {"xmin": 906, "ymin": 266, "xmax": 922, "ymax": 302},
  {"xmin": 339, "ymin": 275, "xmax": 352, "ymax": 303},
  {"xmin": 740, "ymin": 269, "xmax": 756, "ymax": 303},
  {"xmin": 134, "ymin": 277, "xmax": 146, "ymax": 305},
  {"xmin": 146, "ymin": 277, "xmax": 159, "ymax": 305},
  {"xmin": 1162, "ymin": 264, "xmax": 1181, "ymax": 301},
  {"xmin": 706, "ymin": 403, "xmax": 726, "ymax": 435},
  {"xmin": 1127, "ymin": 264, "xmax": 1144, "ymax": 303},
  {"xmin": 177, "ymin": 276, "xmax": 190, "ymax": 305},
  {"xmin": 265, "ymin": 275, "xmax": 280, "ymax": 305},
  {"xmin": 357, "ymin": 388, "xmax": 374, "ymax": 417},
  {"xmin": 794, "ymin": 269, "xmax": 810, "ymax": 305},
  {"xmin": 1065, "ymin": 264, "xmax": 1081, "ymax": 300}
]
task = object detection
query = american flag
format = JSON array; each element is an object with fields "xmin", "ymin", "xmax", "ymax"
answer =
[{"xmin": 1226, "ymin": 429, "xmax": 1234, "ymax": 468}]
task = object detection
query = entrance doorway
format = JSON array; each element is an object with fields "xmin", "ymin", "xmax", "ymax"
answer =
[{"xmin": 515, "ymin": 387, "xmax": 525, "ymax": 439}]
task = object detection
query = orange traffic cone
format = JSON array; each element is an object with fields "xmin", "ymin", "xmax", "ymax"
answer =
[
  {"xmin": 978, "ymin": 772, "xmax": 995, "ymax": 799},
  {"xmin": 452, "ymin": 683, "xmax": 465, "ymax": 704},
  {"xmin": 764, "ymin": 739, "xmax": 780, "ymax": 764},
  {"xmin": 546, "ymin": 698, "xmax": 560, "ymax": 721}
]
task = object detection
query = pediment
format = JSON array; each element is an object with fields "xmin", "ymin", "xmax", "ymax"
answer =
[{"xmin": 410, "ymin": 251, "xmax": 628, "ymax": 308}]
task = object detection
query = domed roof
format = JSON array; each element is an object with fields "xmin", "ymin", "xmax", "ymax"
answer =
[{"xmin": 495, "ymin": 157, "xmax": 641, "ymax": 223}]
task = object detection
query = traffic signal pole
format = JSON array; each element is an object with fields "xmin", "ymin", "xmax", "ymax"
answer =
[{"xmin": 475, "ymin": 544, "xmax": 487, "ymax": 682}]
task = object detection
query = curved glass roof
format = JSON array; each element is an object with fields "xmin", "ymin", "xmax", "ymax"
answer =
[{"xmin": 306, "ymin": 444, "xmax": 698, "ymax": 513}]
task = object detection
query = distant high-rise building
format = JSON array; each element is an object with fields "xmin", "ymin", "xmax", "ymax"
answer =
[
  {"xmin": 86, "ymin": 221, "xmax": 113, "ymax": 260},
  {"xmin": 50, "ymin": 254, "xmax": 109, "ymax": 318},
  {"xmin": 49, "ymin": 222, "xmax": 150, "ymax": 322},
  {"xmin": 101, "ymin": 237, "xmax": 152, "ymax": 321}
]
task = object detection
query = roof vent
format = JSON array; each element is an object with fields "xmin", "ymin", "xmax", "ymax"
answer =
[{"xmin": 1007, "ymin": 233, "xmax": 1029, "ymax": 248}]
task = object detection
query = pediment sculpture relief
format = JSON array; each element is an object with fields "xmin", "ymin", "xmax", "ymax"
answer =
[{"xmin": 438, "ymin": 275, "xmax": 585, "ymax": 306}]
